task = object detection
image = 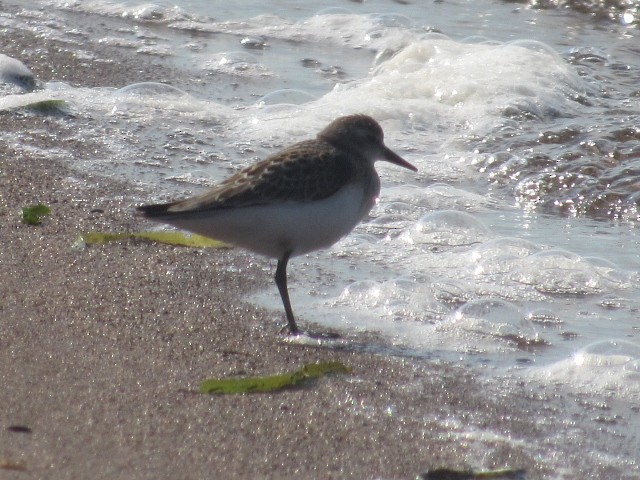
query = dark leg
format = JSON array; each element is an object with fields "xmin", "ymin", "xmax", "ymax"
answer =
[{"xmin": 275, "ymin": 251, "xmax": 300, "ymax": 335}]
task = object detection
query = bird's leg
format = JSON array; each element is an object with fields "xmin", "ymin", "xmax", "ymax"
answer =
[{"xmin": 275, "ymin": 251, "xmax": 300, "ymax": 335}]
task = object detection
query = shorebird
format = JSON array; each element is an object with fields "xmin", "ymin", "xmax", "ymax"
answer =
[{"xmin": 137, "ymin": 114, "xmax": 417, "ymax": 335}]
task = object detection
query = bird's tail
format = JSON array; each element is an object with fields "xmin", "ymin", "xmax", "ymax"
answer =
[{"xmin": 136, "ymin": 202, "xmax": 178, "ymax": 218}]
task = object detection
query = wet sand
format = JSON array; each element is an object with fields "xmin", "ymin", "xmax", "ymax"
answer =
[{"xmin": 0, "ymin": 17, "xmax": 623, "ymax": 480}]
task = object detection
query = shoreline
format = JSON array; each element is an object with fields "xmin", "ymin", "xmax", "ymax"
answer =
[
  {"xmin": 0, "ymin": 145, "xmax": 538, "ymax": 478},
  {"xmin": 0, "ymin": 10, "xmax": 629, "ymax": 479}
]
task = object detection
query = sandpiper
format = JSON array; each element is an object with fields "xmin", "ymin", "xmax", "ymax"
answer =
[{"xmin": 137, "ymin": 114, "xmax": 417, "ymax": 335}]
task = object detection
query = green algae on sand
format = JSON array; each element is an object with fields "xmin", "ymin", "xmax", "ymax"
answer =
[
  {"xmin": 200, "ymin": 361, "xmax": 351, "ymax": 394},
  {"xmin": 21, "ymin": 204, "xmax": 51, "ymax": 225},
  {"xmin": 81, "ymin": 231, "xmax": 228, "ymax": 248},
  {"xmin": 419, "ymin": 467, "xmax": 527, "ymax": 480}
]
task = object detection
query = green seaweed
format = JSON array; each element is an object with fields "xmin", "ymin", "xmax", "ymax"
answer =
[
  {"xmin": 22, "ymin": 99, "xmax": 67, "ymax": 115},
  {"xmin": 81, "ymin": 231, "xmax": 228, "ymax": 248},
  {"xmin": 0, "ymin": 99, "xmax": 68, "ymax": 115},
  {"xmin": 200, "ymin": 361, "xmax": 351, "ymax": 394},
  {"xmin": 0, "ymin": 460, "xmax": 27, "ymax": 471},
  {"xmin": 21, "ymin": 204, "xmax": 51, "ymax": 225},
  {"xmin": 420, "ymin": 468, "xmax": 527, "ymax": 480}
]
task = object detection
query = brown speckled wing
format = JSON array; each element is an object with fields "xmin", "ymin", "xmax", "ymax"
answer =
[{"xmin": 166, "ymin": 139, "xmax": 355, "ymax": 213}]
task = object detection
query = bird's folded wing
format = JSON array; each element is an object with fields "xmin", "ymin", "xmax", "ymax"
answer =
[{"xmin": 165, "ymin": 140, "xmax": 355, "ymax": 213}]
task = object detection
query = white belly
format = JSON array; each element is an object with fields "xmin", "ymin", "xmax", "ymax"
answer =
[{"xmin": 163, "ymin": 184, "xmax": 375, "ymax": 259}]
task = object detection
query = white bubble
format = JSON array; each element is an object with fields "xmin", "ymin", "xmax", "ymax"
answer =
[
  {"xmin": 117, "ymin": 82, "xmax": 188, "ymax": 97},
  {"xmin": 577, "ymin": 339, "xmax": 640, "ymax": 367},
  {"xmin": 504, "ymin": 39, "xmax": 562, "ymax": 60},
  {"xmin": 451, "ymin": 298, "xmax": 541, "ymax": 345},
  {"xmin": 471, "ymin": 237, "xmax": 541, "ymax": 274},
  {"xmin": 528, "ymin": 339, "xmax": 640, "ymax": 398},
  {"xmin": 403, "ymin": 210, "xmax": 492, "ymax": 247},
  {"xmin": 314, "ymin": 7, "xmax": 353, "ymax": 16},
  {"xmin": 256, "ymin": 88, "xmax": 316, "ymax": 106},
  {"xmin": 512, "ymin": 249, "xmax": 604, "ymax": 295},
  {"xmin": 372, "ymin": 13, "xmax": 414, "ymax": 29},
  {"xmin": 340, "ymin": 280, "xmax": 383, "ymax": 306}
]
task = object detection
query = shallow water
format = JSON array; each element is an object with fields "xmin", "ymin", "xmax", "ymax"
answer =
[{"xmin": 2, "ymin": 0, "xmax": 640, "ymax": 474}]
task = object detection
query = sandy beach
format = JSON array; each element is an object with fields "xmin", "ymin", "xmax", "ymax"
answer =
[{"xmin": 0, "ymin": 17, "xmax": 629, "ymax": 480}]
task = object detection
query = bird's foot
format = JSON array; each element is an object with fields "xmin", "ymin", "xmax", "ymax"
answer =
[{"xmin": 280, "ymin": 325, "xmax": 341, "ymax": 341}]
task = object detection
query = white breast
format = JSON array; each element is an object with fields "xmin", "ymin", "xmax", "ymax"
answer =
[{"xmin": 164, "ymin": 183, "xmax": 376, "ymax": 259}]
